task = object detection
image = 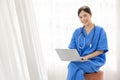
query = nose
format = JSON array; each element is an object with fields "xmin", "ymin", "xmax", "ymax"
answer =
[
  {"xmin": 82, "ymin": 17, "xmax": 86, "ymax": 21},
  {"xmin": 81, "ymin": 17, "xmax": 86, "ymax": 23}
]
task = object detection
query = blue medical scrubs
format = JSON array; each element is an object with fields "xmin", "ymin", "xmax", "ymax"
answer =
[{"xmin": 67, "ymin": 25, "xmax": 108, "ymax": 80}]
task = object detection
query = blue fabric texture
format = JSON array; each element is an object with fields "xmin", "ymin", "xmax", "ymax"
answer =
[{"xmin": 67, "ymin": 25, "xmax": 108, "ymax": 80}]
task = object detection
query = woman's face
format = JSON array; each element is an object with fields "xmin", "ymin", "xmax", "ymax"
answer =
[{"xmin": 78, "ymin": 10, "xmax": 92, "ymax": 26}]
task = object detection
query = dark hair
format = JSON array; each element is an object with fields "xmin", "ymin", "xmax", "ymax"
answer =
[{"xmin": 78, "ymin": 6, "xmax": 92, "ymax": 16}]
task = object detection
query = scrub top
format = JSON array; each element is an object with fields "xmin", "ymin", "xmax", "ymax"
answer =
[{"xmin": 67, "ymin": 25, "xmax": 108, "ymax": 80}]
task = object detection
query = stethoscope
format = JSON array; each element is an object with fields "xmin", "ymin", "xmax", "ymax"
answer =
[{"xmin": 78, "ymin": 26, "xmax": 95, "ymax": 49}]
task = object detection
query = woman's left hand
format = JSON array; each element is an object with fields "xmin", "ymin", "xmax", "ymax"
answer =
[{"xmin": 81, "ymin": 56, "xmax": 88, "ymax": 61}]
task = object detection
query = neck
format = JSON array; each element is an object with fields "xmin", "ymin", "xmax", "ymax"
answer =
[
  {"xmin": 84, "ymin": 23, "xmax": 95, "ymax": 34},
  {"xmin": 85, "ymin": 22, "xmax": 94, "ymax": 29}
]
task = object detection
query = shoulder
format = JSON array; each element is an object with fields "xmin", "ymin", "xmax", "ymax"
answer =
[
  {"xmin": 95, "ymin": 25, "xmax": 106, "ymax": 32},
  {"xmin": 95, "ymin": 25, "xmax": 107, "ymax": 37},
  {"xmin": 71, "ymin": 26, "xmax": 83, "ymax": 37},
  {"xmin": 75, "ymin": 27, "xmax": 81, "ymax": 32},
  {"xmin": 73, "ymin": 26, "xmax": 83, "ymax": 34}
]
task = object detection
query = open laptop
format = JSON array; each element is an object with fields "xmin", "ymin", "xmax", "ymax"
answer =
[{"xmin": 55, "ymin": 49, "xmax": 85, "ymax": 61}]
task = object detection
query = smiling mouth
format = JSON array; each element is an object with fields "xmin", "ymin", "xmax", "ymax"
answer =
[{"xmin": 83, "ymin": 21, "xmax": 87, "ymax": 24}]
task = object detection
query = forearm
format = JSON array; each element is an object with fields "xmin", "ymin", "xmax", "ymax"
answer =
[
  {"xmin": 81, "ymin": 50, "xmax": 104, "ymax": 61},
  {"xmin": 85, "ymin": 50, "xmax": 104, "ymax": 59}
]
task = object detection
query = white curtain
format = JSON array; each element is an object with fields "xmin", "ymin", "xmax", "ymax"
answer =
[
  {"xmin": 33, "ymin": 0, "xmax": 119, "ymax": 80},
  {"xmin": 0, "ymin": 0, "xmax": 47, "ymax": 80},
  {"xmin": 116, "ymin": 0, "xmax": 120, "ymax": 80}
]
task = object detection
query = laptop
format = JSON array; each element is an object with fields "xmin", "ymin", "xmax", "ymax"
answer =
[{"xmin": 55, "ymin": 49, "xmax": 84, "ymax": 61}]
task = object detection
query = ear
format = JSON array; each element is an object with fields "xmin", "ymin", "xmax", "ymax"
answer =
[{"xmin": 90, "ymin": 14, "xmax": 92, "ymax": 17}]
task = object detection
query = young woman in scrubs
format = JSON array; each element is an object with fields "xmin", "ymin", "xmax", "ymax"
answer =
[{"xmin": 67, "ymin": 6, "xmax": 108, "ymax": 80}]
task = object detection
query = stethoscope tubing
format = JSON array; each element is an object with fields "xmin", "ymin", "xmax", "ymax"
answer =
[{"xmin": 78, "ymin": 26, "xmax": 95, "ymax": 49}]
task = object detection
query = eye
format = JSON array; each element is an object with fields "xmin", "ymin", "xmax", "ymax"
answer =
[
  {"xmin": 80, "ymin": 16, "xmax": 82, "ymax": 19},
  {"xmin": 83, "ymin": 14, "xmax": 87, "ymax": 17}
]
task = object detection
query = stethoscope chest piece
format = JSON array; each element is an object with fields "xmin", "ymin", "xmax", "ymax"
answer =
[{"xmin": 89, "ymin": 43, "xmax": 92, "ymax": 48}]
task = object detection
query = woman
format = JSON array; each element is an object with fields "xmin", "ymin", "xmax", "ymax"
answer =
[{"xmin": 67, "ymin": 6, "xmax": 108, "ymax": 80}]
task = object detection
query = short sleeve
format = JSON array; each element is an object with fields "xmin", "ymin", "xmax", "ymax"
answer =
[
  {"xmin": 68, "ymin": 30, "xmax": 77, "ymax": 49},
  {"xmin": 97, "ymin": 28, "xmax": 108, "ymax": 53}
]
